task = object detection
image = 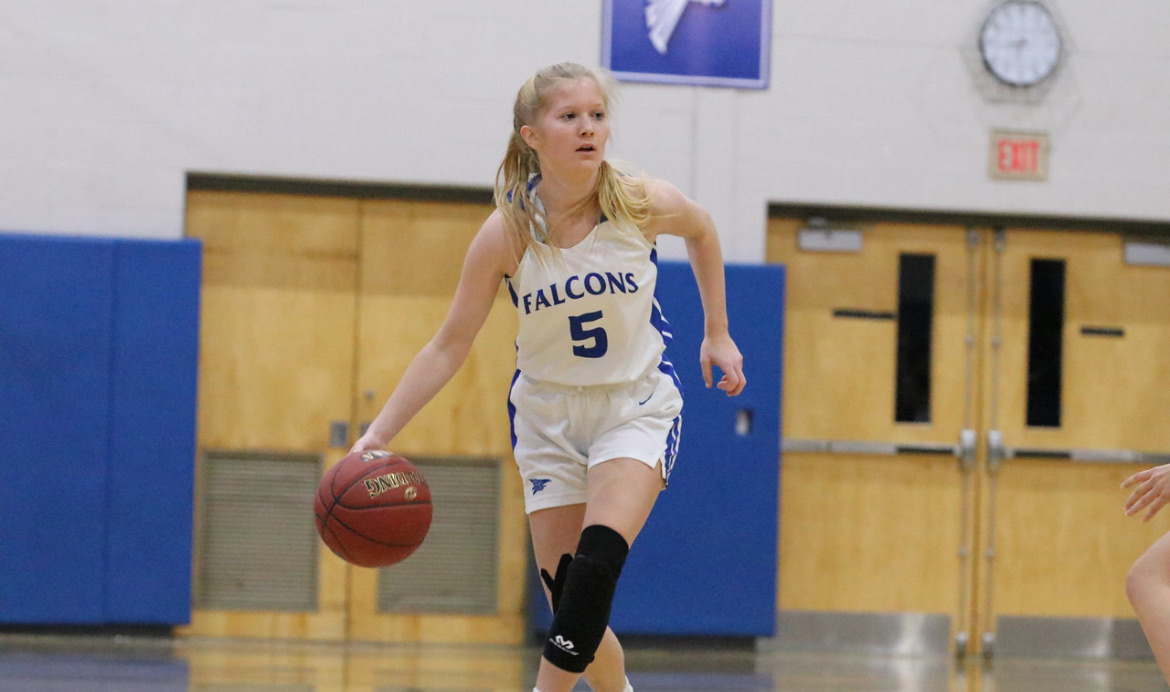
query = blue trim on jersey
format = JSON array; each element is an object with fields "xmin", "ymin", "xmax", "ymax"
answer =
[
  {"xmin": 504, "ymin": 174, "xmax": 542, "ymax": 209},
  {"xmin": 506, "ymin": 277, "xmax": 519, "ymax": 308},
  {"xmin": 650, "ymin": 298, "xmax": 673, "ymax": 348},
  {"xmin": 663, "ymin": 412, "xmax": 682, "ymax": 483},
  {"xmin": 657, "ymin": 357, "xmax": 683, "ymax": 484},
  {"xmin": 507, "ymin": 368, "xmax": 521, "ymax": 449},
  {"xmin": 648, "ymin": 244, "xmax": 683, "ymax": 482},
  {"xmin": 648, "ymin": 247, "xmax": 674, "ymax": 348}
]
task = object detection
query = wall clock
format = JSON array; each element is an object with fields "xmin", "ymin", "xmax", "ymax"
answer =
[{"xmin": 978, "ymin": 1, "xmax": 1063, "ymax": 87}]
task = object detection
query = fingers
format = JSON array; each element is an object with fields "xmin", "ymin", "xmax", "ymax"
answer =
[
  {"xmin": 1121, "ymin": 469, "xmax": 1150, "ymax": 489},
  {"xmin": 699, "ymin": 335, "xmax": 744, "ymax": 394},
  {"xmin": 712, "ymin": 360, "xmax": 746, "ymax": 396},
  {"xmin": 1122, "ymin": 467, "xmax": 1170, "ymax": 522},
  {"xmin": 349, "ymin": 436, "xmax": 387, "ymax": 455},
  {"xmin": 715, "ymin": 367, "xmax": 747, "ymax": 396},
  {"xmin": 701, "ymin": 357, "xmax": 714, "ymax": 389},
  {"xmin": 1125, "ymin": 478, "xmax": 1170, "ymax": 522},
  {"xmin": 707, "ymin": 351, "xmax": 745, "ymax": 396},
  {"xmin": 1125, "ymin": 477, "xmax": 1153, "ymax": 514},
  {"xmin": 1141, "ymin": 493, "xmax": 1167, "ymax": 522},
  {"xmin": 1125, "ymin": 487, "xmax": 1147, "ymax": 516}
]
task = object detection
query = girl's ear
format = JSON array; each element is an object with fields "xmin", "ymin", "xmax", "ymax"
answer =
[{"xmin": 519, "ymin": 125, "xmax": 538, "ymax": 150}]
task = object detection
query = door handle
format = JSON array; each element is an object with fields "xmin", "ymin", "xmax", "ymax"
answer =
[
  {"xmin": 987, "ymin": 430, "xmax": 1006, "ymax": 473},
  {"xmin": 958, "ymin": 429, "xmax": 977, "ymax": 472}
]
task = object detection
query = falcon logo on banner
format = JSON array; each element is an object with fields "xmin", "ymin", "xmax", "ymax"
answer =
[
  {"xmin": 603, "ymin": 0, "xmax": 770, "ymax": 88},
  {"xmin": 645, "ymin": 0, "xmax": 726, "ymax": 55}
]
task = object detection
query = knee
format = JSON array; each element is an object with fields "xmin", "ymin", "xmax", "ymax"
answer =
[
  {"xmin": 1126, "ymin": 562, "xmax": 1145, "ymax": 607},
  {"xmin": 573, "ymin": 523, "xmax": 630, "ymax": 580},
  {"xmin": 1127, "ymin": 551, "xmax": 1165, "ymax": 607},
  {"xmin": 542, "ymin": 524, "xmax": 630, "ymax": 673}
]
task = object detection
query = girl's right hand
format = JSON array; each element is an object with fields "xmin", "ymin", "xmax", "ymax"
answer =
[{"xmin": 349, "ymin": 431, "xmax": 389, "ymax": 456}]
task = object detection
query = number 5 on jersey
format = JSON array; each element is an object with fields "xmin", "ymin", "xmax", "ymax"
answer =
[{"xmin": 569, "ymin": 310, "xmax": 608, "ymax": 358}]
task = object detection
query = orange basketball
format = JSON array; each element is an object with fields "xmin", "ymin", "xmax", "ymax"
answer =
[{"xmin": 314, "ymin": 450, "xmax": 432, "ymax": 568}]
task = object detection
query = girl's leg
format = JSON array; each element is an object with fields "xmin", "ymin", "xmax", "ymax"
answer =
[
  {"xmin": 530, "ymin": 504, "xmax": 629, "ymax": 692},
  {"xmin": 533, "ymin": 458, "xmax": 663, "ymax": 692},
  {"xmin": 1128, "ymin": 531, "xmax": 1170, "ymax": 685}
]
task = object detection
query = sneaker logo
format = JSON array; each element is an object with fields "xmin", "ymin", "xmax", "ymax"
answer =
[
  {"xmin": 551, "ymin": 634, "xmax": 578, "ymax": 655},
  {"xmin": 530, "ymin": 478, "xmax": 551, "ymax": 495}
]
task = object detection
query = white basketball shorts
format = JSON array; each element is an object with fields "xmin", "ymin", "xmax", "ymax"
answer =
[{"xmin": 508, "ymin": 366, "xmax": 683, "ymax": 514}]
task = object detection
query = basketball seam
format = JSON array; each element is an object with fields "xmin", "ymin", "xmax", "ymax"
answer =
[
  {"xmin": 325, "ymin": 510, "xmax": 430, "ymax": 548},
  {"xmin": 334, "ymin": 498, "xmax": 433, "ymax": 511},
  {"xmin": 315, "ymin": 482, "xmax": 352, "ymax": 562},
  {"xmin": 316, "ymin": 516, "xmax": 359, "ymax": 564}
]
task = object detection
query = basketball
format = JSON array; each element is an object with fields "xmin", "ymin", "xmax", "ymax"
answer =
[{"xmin": 314, "ymin": 449, "xmax": 432, "ymax": 568}]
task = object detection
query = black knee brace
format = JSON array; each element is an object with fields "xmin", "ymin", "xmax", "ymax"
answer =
[{"xmin": 542, "ymin": 524, "xmax": 630, "ymax": 673}]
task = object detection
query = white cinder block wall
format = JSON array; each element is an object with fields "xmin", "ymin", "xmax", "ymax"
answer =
[{"xmin": 1, "ymin": 0, "xmax": 1167, "ymax": 262}]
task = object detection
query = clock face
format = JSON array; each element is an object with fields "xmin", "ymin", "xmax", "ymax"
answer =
[{"xmin": 979, "ymin": 1, "xmax": 1063, "ymax": 87}]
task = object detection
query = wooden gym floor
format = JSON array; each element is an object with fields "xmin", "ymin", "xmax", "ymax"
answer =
[{"xmin": 0, "ymin": 632, "xmax": 1165, "ymax": 691}]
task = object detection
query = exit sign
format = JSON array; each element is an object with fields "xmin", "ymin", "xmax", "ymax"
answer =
[{"xmin": 989, "ymin": 129, "xmax": 1049, "ymax": 181}]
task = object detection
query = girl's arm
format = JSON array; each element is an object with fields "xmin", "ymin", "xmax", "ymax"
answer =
[
  {"xmin": 351, "ymin": 212, "xmax": 515, "ymax": 452},
  {"xmin": 643, "ymin": 179, "xmax": 746, "ymax": 396}
]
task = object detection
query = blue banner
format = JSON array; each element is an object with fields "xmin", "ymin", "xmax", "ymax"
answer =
[{"xmin": 602, "ymin": 0, "xmax": 771, "ymax": 88}]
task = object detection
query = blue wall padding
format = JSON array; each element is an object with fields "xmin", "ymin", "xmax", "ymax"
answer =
[
  {"xmin": 529, "ymin": 261, "xmax": 785, "ymax": 637},
  {"xmin": 0, "ymin": 233, "xmax": 199, "ymax": 626},
  {"xmin": 0, "ymin": 236, "xmax": 116, "ymax": 623},
  {"xmin": 105, "ymin": 240, "xmax": 201, "ymax": 623}
]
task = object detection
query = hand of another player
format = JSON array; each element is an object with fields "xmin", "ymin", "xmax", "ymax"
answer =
[
  {"xmin": 1122, "ymin": 463, "xmax": 1170, "ymax": 522},
  {"xmin": 700, "ymin": 332, "xmax": 746, "ymax": 397}
]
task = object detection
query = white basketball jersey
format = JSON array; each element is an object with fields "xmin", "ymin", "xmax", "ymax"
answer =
[{"xmin": 505, "ymin": 215, "xmax": 672, "ymax": 386}]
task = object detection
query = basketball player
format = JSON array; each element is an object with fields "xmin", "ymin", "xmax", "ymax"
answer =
[
  {"xmin": 1122, "ymin": 462, "xmax": 1170, "ymax": 683},
  {"xmin": 351, "ymin": 62, "xmax": 745, "ymax": 692}
]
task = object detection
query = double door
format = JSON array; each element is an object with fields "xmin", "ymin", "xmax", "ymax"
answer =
[
  {"xmin": 181, "ymin": 189, "xmax": 527, "ymax": 650},
  {"xmin": 768, "ymin": 219, "xmax": 1170, "ymax": 654}
]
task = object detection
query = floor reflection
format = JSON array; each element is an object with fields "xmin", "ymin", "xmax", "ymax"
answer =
[{"xmin": 0, "ymin": 633, "xmax": 1164, "ymax": 691}]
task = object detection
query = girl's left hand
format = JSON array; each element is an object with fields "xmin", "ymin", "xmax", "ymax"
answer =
[
  {"xmin": 700, "ymin": 333, "xmax": 746, "ymax": 396},
  {"xmin": 1122, "ymin": 463, "xmax": 1170, "ymax": 522}
]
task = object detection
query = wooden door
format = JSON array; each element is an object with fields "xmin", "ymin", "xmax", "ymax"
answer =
[
  {"xmin": 767, "ymin": 221, "xmax": 978, "ymax": 633},
  {"xmin": 345, "ymin": 199, "xmax": 528, "ymax": 645},
  {"xmin": 979, "ymin": 229, "xmax": 1170, "ymax": 649},
  {"xmin": 182, "ymin": 191, "xmax": 360, "ymax": 640}
]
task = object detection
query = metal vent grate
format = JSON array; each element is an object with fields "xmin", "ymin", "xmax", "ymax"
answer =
[
  {"xmin": 195, "ymin": 451, "xmax": 320, "ymax": 611},
  {"xmin": 377, "ymin": 457, "xmax": 500, "ymax": 615}
]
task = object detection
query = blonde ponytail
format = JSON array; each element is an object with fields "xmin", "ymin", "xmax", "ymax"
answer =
[
  {"xmin": 494, "ymin": 128, "xmax": 549, "ymax": 251},
  {"xmin": 596, "ymin": 160, "xmax": 651, "ymax": 230}
]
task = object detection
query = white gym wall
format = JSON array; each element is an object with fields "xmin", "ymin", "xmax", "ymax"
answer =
[{"xmin": 1, "ymin": 0, "xmax": 1167, "ymax": 261}]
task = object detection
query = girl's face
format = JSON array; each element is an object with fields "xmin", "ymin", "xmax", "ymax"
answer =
[{"xmin": 521, "ymin": 77, "xmax": 609, "ymax": 180}]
